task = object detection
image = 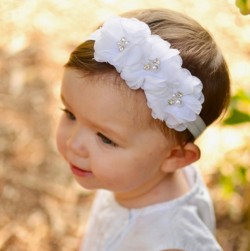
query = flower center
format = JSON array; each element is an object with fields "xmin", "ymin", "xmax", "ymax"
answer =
[
  {"xmin": 168, "ymin": 92, "xmax": 183, "ymax": 105},
  {"xmin": 143, "ymin": 58, "xmax": 160, "ymax": 71},
  {"xmin": 117, "ymin": 37, "xmax": 129, "ymax": 52}
]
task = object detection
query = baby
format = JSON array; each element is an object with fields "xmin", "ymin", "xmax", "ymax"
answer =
[{"xmin": 56, "ymin": 8, "xmax": 230, "ymax": 251}]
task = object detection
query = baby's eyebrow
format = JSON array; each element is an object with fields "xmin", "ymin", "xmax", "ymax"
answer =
[
  {"xmin": 60, "ymin": 93, "xmax": 69, "ymax": 107},
  {"xmin": 60, "ymin": 93, "xmax": 65, "ymax": 103},
  {"xmin": 60, "ymin": 93, "xmax": 74, "ymax": 112}
]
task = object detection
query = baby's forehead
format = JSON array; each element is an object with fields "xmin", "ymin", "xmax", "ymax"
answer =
[{"xmin": 80, "ymin": 71, "xmax": 154, "ymax": 128}]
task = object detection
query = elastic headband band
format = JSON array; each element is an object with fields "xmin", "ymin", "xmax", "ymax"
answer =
[
  {"xmin": 89, "ymin": 17, "xmax": 206, "ymax": 138},
  {"xmin": 186, "ymin": 115, "xmax": 206, "ymax": 138}
]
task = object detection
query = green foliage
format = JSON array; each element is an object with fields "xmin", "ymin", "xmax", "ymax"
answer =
[
  {"xmin": 223, "ymin": 89, "xmax": 250, "ymax": 125},
  {"xmin": 236, "ymin": 0, "xmax": 250, "ymax": 15},
  {"xmin": 219, "ymin": 164, "xmax": 248, "ymax": 198},
  {"xmin": 219, "ymin": 89, "xmax": 250, "ymax": 228}
]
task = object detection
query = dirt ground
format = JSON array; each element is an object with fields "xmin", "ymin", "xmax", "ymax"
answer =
[{"xmin": 1, "ymin": 0, "xmax": 250, "ymax": 250}]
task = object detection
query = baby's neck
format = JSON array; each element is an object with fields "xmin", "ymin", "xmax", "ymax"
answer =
[{"xmin": 114, "ymin": 170, "xmax": 190, "ymax": 209}]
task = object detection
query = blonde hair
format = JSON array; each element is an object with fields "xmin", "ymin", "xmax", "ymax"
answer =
[{"xmin": 65, "ymin": 8, "xmax": 230, "ymax": 144}]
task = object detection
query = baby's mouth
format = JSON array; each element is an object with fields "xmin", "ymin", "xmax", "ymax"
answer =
[{"xmin": 70, "ymin": 164, "xmax": 92, "ymax": 177}]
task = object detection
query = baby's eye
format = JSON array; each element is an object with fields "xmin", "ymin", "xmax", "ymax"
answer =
[
  {"xmin": 97, "ymin": 133, "xmax": 117, "ymax": 147},
  {"xmin": 60, "ymin": 108, "xmax": 76, "ymax": 121}
]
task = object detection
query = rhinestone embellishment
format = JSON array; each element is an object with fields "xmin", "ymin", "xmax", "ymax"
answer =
[
  {"xmin": 117, "ymin": 37, "xmax": 129, "ymax": 52},
  {"xmin": 168, "ymin": 92, "xmax": 183, "ymax": 105},
  {"xmin": 143, "ymin": 58, "xmax": 160, "ymax": 71}
]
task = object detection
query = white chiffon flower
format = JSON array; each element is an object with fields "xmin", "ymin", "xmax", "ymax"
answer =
[
  {"xmin": 91, "ymin": 17, "xmax": 151, "ymax": 72},
  {"xmin": 89, "ymin": 17, "xmax": 205, "ymax": 135},
  {"xmin": 120, "ymin": 35, "xmax": 182, "ymax": 89}
]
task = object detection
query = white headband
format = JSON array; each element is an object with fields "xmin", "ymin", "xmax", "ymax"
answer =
[{"xmin": 89, "ymin": 17, "xmax": 206, "ymax": 138}]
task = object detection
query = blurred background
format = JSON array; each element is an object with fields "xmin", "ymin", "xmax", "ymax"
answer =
[{"xmin": 0, "ymin": 0, "xmax": 250, "ymax": 250}]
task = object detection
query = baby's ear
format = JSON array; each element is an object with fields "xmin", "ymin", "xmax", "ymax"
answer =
[{"xmin": 161, "ymin": 143, "xmax": 200, "ymax": 173}]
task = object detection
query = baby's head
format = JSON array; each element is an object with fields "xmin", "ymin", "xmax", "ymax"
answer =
[
  {"xmin": 57, "ymin": 9, "xmax": 230, "ymax": 198},
  {"xmin": 65, "ymin": 8, "xmax": 230, "ymax": 145}
]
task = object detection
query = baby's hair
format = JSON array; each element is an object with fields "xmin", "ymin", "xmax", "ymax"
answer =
[{"xmin": 65, "ymin": 8, "xmax": 230, "ymax": 144}]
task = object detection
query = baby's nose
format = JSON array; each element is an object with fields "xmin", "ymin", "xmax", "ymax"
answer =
[{"xmin": 67, "ymin": 125, "xmax": 89, "ymax": 158}]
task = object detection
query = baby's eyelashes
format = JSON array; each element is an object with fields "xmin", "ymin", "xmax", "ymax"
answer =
[
  {"xmin": 60, "ymin": 108, "xmax": 76, "ymax": 121},
  {"xmin": 97, "ymin": 132, "xmax": 117, "ymax": 147}
]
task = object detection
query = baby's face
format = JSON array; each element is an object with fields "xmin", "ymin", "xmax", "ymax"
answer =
[{"xmin": 57, "ymin": 68, "xmax": 173, "ymax": 202}]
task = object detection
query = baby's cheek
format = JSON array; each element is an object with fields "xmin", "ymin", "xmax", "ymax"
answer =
[{"xmin": 93, "ymin": 164, "xmax": 125, "ymax": 187}]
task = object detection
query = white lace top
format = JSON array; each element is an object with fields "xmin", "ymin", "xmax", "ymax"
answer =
[{"xmin": 80, "ymin": 166, "xmax": 222, "ymax": 251}]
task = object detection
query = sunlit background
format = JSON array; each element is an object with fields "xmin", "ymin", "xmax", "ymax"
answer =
[{"xmin": 0, "ymin": 0, "xmax": 250, "ymax": 250}]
